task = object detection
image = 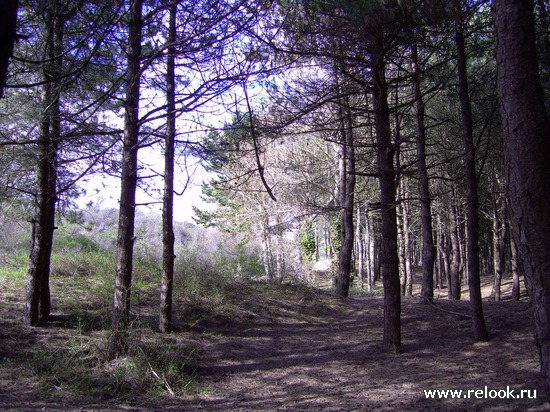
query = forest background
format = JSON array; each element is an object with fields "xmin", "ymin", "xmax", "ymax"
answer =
[{"xmin": 1, "ymin": 0, "xmax": 550, "ymax": 409}]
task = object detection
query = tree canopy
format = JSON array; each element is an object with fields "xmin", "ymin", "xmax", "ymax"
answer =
[{"xmin": 1, "ymin": 0, "xmax": 550, "ymax": 399}]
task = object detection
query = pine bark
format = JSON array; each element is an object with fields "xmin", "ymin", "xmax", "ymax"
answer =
[
  {"xmin": 411, "ymin": 43, "xmax": 436, "ymax": 303},
  {"xmin": 356, "ymin": 205, "xmax": 365, "ymax": 288},
  {"xmin": 261, "ymin": 211, "xmax": 274, "ymax": 283},
  {"xmin": 404, "ymin": 192, "xmax": 412, "ymax": 297},
  {"xmin": 490, "ymin": 199, "xmax": 507, "ymax": 301},
  {"xmin": 365, "ymin": 213, "xmax": 376, "ymax": 292},
  {"xmin": 398, "ymin": 208, "xmax": 406, "ymax": 295},
  {"xmin": 398, "ymin": 183, "xmax": 412, "ymax": 296},
  {"xmin": 449, "ymin": 197, "xmax": 462, "ymax": 300},
  {"xmin": 335, "ymin": 95, "xmax": 356, "ymax": 297},
  {"xmin": 159, "ymin": 1, "xmax": 176, "ymax": 334},
  {"xmin": 275, "ymin": 215, "xmax": 286, "ymax": 283},
  {"xmin": 510, "ymin": 229, "xmax": 521, "ymax": 301},
  {"xmin": 372, "ymin": 47, "xmax": 401, "ymax": 354},
  {"xmin": 109, "ymin": 0, "xmax": 142, "ymax": 358},
  {"xmin": 493, "ymin": 0, "xmax": 550, "ymax": 393},
  {"xmin": 455, "ymin": 19, "xmax": 489, "ymax": 341},
  {"xmin": 25, "ymin": 2, "xmax": 63, "ymax": 326}
]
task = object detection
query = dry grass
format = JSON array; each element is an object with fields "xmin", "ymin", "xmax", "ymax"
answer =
[{"xmin": 0, "ymin": 264, "xmax": 548, "ymax": 411}]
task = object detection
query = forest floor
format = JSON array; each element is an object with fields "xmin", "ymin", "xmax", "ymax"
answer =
[{"xmin": 1, "ymin": 270, "xmax": 549, "ymax": 411}]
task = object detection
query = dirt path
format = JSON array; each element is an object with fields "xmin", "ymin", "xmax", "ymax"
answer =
[
  {"xmin": 169, "ymin": 297, "xmax": 548, "ymax": 411},
  {"xmin": 1, "ymin": 279, "xmax": 549, "ymax": 411}
]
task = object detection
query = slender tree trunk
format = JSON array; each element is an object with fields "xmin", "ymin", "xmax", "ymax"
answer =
[
  {"xmin": 372, "ymin": 47, "xmax": 401, "ymax": 353},
  {"xmin": 455, "ymin": 20, "xmax": 489, "ymax": 341},
  {"xmin": 276, "ymin": 247, "xmax": 284, "ymax": 283},
  {"xmin": 366, "ymin": 213, "xmax": 375, "ymax": 292},
  {"xmin": 493, "ymin": 0, "xmax": 550, "ymax": 393},
  {"xmin": 315, "ymin": 230, "xmax": 320, "ymax": 261},
  {"xmin": 25, "ymin": 2, "xmax": 63, "ymax": 326},
  {"xmin": 325, "ymin": 227, "xmax": 332, "ymax": 259},
  {"xmin": 437, "ymin": 212, "xmax": 450, "ymax": 296},
  {"xmin": 397, "ymin": 201, "xmax": 406, "ymax": 295},
  {"xmin": 411, "ymin": 43, "xmax": 436, "ymax": 303},
  {"xmin": 397, "ymin": 182, "xmax": 412, "ymax": 296},
  {"xmin": 491, "ymin": 199, "xmax": 507, "ymax": 301},
  {"xmin": 405, "ymin": 227, "xmax": 412, "ymax": 297},
  {"xmin": 403, "ymin": 187, "xmax": 413, "ymax": 296},
  {"xmin": 159, "ymin": 1, "xmax": 176, "ymax": 334},
  {"xmin": 395, "ymin": 90, "xmax": 407, "ymax": 298},
  {"xmin": 261, "ymin": 211, "xmax": 274, "ymax": 283},
  {"xmin": 109, "ymin": 0, "xmax": 142, "ymax": 358},
  {"xmin": 449, "ymin": 197, "xmax": 462, "ymax": 300},
  {"xmin": 510, "ymin": 225, "xmax": 521, "ymax": 301},
  {"xmin": 449, "ymin": 190, "xmax": 462, "ymax": 300},
  {"xmin": 356, "ymin": 204, "xmax": 365, "ymax": 288},
  {"xmin": 439, "ymin": 233, "xmax": 449, "ymax": 291},
  {"xmin": 433, "ymin": 231, "xmax": 441, "ymax": 290},
  {"xmin": 275, "ymin": 214, "xmax": 285, "ymax": 283},
  {"xmin": 335, "ymin": 95, "xmax": 356, "ymax": 297}
]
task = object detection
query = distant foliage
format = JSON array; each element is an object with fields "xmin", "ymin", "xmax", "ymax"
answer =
[
  {"xmin": 175, "ymin": 227, "xmax": 264, "ymax": 297},
  {"xmin": 299, "ymin": 221, "xmax": 316, "ymax": 261},
  {"xmin": 331, "ymin": 218, "xmax": 341, "ymax": 254}
]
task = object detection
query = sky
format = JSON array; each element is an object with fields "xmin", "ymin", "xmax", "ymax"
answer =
[
  {"xmin": 74, "ymin": 78, "xmax": 224, "ymax": 223},
  {"xmin": 76, "ymin": 150, "xmax": 215, "ymax": 223}
]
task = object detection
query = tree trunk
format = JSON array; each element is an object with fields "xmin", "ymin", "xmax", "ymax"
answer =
[
  {"xmin": 398, "ymin": 182, "xmax": 412, "ymax": 297},
  {"xmin": 449, "ymin": 198, "xmax": 462, "ymax": 300},
  {"xmin": 372, "ymin": 46, "xmax": 401, "ymax": 353},
  {"xmin": 455, "ymin": 20, "xmax": 489, "ymax": 341},
  {"xmin": 275, "ymin": 214, "xmax": 285, "ymax": 283},
  {"xmin": 159, "ymin": 1, "xmax": 176, "ymax": 334},
  {"xmin": 411, "ymin": 43, "xmax": 436, "ymax": 304},
  {"xmin": 490, "ymin": 199, "xmax": 507, "ymax": 301},
  {"xmin": 109, "ymin": 0, "xmax": 142, "ymax": 359},
  {"xmin": 335, "ymin": 94, "xmax": 356, "ymax": 297},
  {"xmin": 493, "ymin": 0, "xmax": 550, "ymax": 393},
  {"xmin": 365, "ymin": 213, "xmax": 375, "ymax": 292},
  {"xmin": 437, "ymin": 212, "xmax": 450, "ymax": 296},
  {"xmin": 356, "ymin": 204, "xmax": 365, "ymax": 288},
  {"xmin": 510, "ymin": 225, "xmax": 521, "ymax": 301},
  {"xmin": 0, "ymin": 0, "xmax": 18, "ymax": 99},
  {"xmin": 435, "ymin": 225, "xmax": 442, "ymax": 288},
  {"xmin": 261, "ymin": 211, "xmax": 274, "ymax": 283},
  {"xmin": 397, "ymin": 201, "xmax": 407, "ymax": 295},
  {"xmin": 403, "ymin": 191, "xmax": 412, "ymax": 297},
  {"xmin": 25, "ymin": 2, "xmax": 63, "ymax": 326}
]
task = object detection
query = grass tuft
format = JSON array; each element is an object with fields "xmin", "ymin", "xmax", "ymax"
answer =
[{"xmin": 24, "ymin": 335, "xmax": 198, "ymax": 402}]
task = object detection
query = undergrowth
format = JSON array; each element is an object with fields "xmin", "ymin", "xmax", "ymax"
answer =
[
  {"xmin": 26, "ymin": 336, "xmax": 198, "ymax": 401},
  {"xmin": 349, "ymin": 284, "xmax": 384, "ymax": 297},
  {"xmin": 0, "ymin": 209, "xmax": 337, "ymax": 403}
]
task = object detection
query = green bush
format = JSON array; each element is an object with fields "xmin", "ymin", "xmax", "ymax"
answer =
[{"xmin": 53, "ymin": 232, "xmax": 101, "ymax": 254}]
